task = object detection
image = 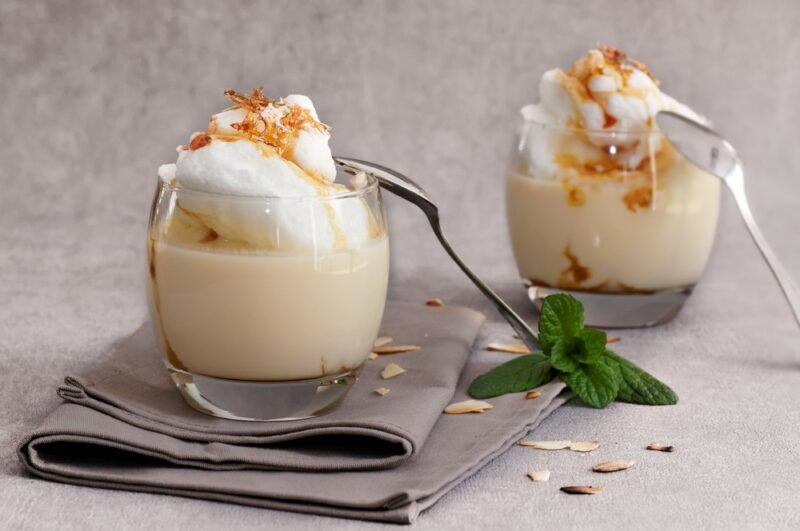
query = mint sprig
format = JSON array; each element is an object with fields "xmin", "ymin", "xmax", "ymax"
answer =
[{"xmin": 468, "ymin": 294, "xmax": 678, "ymax": 408}]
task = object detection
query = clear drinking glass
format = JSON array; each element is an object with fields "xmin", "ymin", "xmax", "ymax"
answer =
[
  {"xmin": 146, "ymin": 172, "xmax": 389, "ymax": 420},
  {"xmin": 506, "ymin": 117, "xmax": 720, "ymax": 327}
]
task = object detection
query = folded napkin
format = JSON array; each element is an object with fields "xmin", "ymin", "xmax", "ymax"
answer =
[{"xmin": 18, "ymin": 301, "xmax": 566, "ymax": 524}]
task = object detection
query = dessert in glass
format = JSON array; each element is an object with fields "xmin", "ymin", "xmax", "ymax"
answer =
[
  {"xmin": 148, "ymin": 88, "xmax": 389, "ymax": 420},
  {"xmin": 506, "ymin": 47, "xmax": 720, "ymax": 327}
]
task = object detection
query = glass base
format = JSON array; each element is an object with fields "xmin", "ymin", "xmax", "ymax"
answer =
[
  {"xmin": 527, "ymin": 284, "xmax": 693, "ymax": 328},
  {"xmin": 166, "ymin": 363, "xmax": 360, "ymax": 421}
]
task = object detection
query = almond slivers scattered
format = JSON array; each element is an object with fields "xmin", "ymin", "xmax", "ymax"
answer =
[
  {"xmin": 518, "ymin": 440, "xmax": 571, "ymax": 450},
  {"xmin": 373, "ymin": 387, "xmax": 390, "ymax": 396},
  {"xmin": 367, "ymin": 352, "xmax": 378, "ymax": 360},
  {"xmin": 373, "ymin": 336, "xmax": 393, "ymax": 348},
  {"xmin": 372, "ymin": 345, "xmax": 421, "ymax": 355},
  {"xmin": 527, "ymin": 470, "xmax": 550, "ymax": 482},
  {"xmin": 569, "ymin": 440, "xmax": 600, "ymax": 452},
  {"xmin": 646, "ymin": 443, "xmax": 675, "ymax": 452},
  {"xmin": 380, "ymin": 363, "xmax": 406, "ymax": 379},
  {"xmin": 425, "ymin": 298, "xmax": 444, "ymax": 307},
  {"xmin": 593, "ymin": 460, "xmax": 634, "ymax": 473},
  {"xmin": 444, "ymin": 399, "xmax": 493, "ymax": 414},
  {"xmin": 606, "ymin": 336, "xmax": 621, "ymax": 344},
  {"xmin": 486, "ymin": 343, "xmax": 531, "ymax": 354},
  {"xmin": 561, "ymin": 485, "xmax": 602, "ymax": 495},
  {"xmin": 525, "ymin": 390, "xmax": 541, "ymax": 400}
]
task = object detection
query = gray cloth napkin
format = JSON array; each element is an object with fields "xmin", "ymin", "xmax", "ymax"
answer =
[{"xmin": 18, "ymin": 301, "xmax": 567, "ymax": 524}]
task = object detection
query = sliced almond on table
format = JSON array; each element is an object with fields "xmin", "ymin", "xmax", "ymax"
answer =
[
  {"xmin": 373, "ymin": 387, "xmax": 390, "ymax": 396},
  {"xmin": 367, "ymin": 352, "xmax": 379, "ymax": 360},
  {"xmin": 380, "ymin": 363, "xmax": 406, "ymax": 379},
  {"xmin": 373, "ymin": 336, "xmax": 393, "ymax": 348},
  {"xmin": 518, "ymin": 440, "xmax": 572, "ymax": 450},
  {"xmin": 425, "ymin": 298, "xmax": 444, "ymax": 307},
  {"xmin": 486, "ymin": 343, "xmax": 531, "ymax": 354},
  {"xmin": 569, "ymin": 441, "xmax": 600, "ymax": 452},
  {"xmin": 525, "ymin": 390, "xmax": 541, "ymax": 400},
  {"xmin": 444, "ymin": 399, "xmax": 493, "ymax": 414},
  {"xmin": 593, "ymin": 460, "xmax": 634, "ymax": 473},
  {"xmin": 606, "ymin": 336, "xmax": 621, "ymax": 344},
  {"xmin": 372, "ymin": 345, "xmax": 421, "ymax": 355},
  {"xmin": 646, "ymin": 443, "xmax": 675, "ymax": 452},
  {"xmin": 527, "ymin": 470, "xmax": 550, "ymax": 482},
  {"xmin": 561, "ymin": 486, "xmax": 602, "ymax": 495}
]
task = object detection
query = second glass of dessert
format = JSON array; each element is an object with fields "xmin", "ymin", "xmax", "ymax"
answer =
[
  {"xmin": 506, "ymin": 47, "xmax": 720, "ymax": 327},
  {"xmin": 148, "ymin": 88, "xmax": 389, "ymax": 420}
]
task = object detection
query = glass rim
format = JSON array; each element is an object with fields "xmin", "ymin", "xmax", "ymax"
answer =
[
  {"xmin": 521, "ymin": 114, "xmax": 665, "ymax": 139},
  {"xmin": 156, "ymin": 170, "xmax": 380, "ymax": 202}
]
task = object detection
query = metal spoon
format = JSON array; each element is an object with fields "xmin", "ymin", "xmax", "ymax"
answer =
[
  {"xmin": 656, "ymin": 110, "xmax": 800, "ymax": 326},
  {"xmin": 334, "ymin": 156, "xmax": 540, "ymax": 351}
]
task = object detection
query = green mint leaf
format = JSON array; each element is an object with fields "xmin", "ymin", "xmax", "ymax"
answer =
[
  {"xmin": 468, "ymin": 353, "xmax": 555, "ymax": 399},
  {"xmin": 549, "ymin": 337, "xmax": 579, "ymax": 373},
  {"xmin": 538, "ymin": 294, "xmax": 584, "ymax": 354},
  {"xmin": 560, "ymin": 357, "xmax": 620, "ymax": 408},
  {"xmin": 605, "ymin": 351, "xmax": 678, "ymax": 405},
  {"xmin": 574, "ymin": 328, "xmax": 606, "ymax": 365}
]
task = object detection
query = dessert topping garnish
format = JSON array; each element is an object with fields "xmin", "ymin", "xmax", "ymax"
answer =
[
  {"xmin": 444, "ymin": 399, "xmax": 493, "ymax": 414},
  {"xmin": 372, "ymin": 345, "xmax": 421, "ymax": 355},
  {"xmin": 525, "ymin": 390, "xmax": 541, "ymax": 400},
  {"xmin": 220, "ymin": 87, "xmax": 329, "ymax": 156},
  {"xmin": 561, "ymin": 486, "xmax": 602, "ymax": 495},
  {"xmin": 425, "ymin": 298, "xmax": 444, "ymax": 307},
  {"xmin": 527, "ymin": 470, "xmax": 551, "ymax": 482},
  {"xmin": 374, "ymin": 387, "xmax": 390, "ymax": 397},
  {"xmin": 568, "ymin": 441, "xmax": 600, "ymax": 452},
  {"xmin": 468, "ymin": 294, "xmax": 677, "ymax": 408},
  {"xmin": 487, "ymin": 343, "xmax": 531, "ymax": 354},
  {"xmin": 646, "ymin": 443, "xmax": 675, "ymax": 452},
  {"xmin": 593, "ymin": 460, "xmax": 635, "ymax": 473},
  {"xmin": 380, "ymin": 363, "xmax": 406, "ymax": 379}
]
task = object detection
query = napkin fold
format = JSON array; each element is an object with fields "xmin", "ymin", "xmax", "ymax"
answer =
[{"xmin": 18, "ymin": 301, "xmax": 566, "ymax": 524}]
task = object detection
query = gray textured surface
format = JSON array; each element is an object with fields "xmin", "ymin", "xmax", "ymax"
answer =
[{"xmin": 2, "ymin": 0, "xmax": 799, "ymax": 529}]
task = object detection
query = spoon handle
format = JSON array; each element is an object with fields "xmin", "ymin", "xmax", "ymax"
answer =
[
  {"xmin": 726, "ymin": 168, "xmax": 800, "ymax": 325},
  {"xmin": 426, "ymin": 213, "xmax": 540, "ymax": 351}
]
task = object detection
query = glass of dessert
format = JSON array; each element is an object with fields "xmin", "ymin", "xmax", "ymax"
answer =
[
  {"xmin": 148, "ymin": 88, "xmax": 389, "ymax": 420},
  {"xmin": 506, "ymin": 47, "xmax": 720, "ymax": 327}
]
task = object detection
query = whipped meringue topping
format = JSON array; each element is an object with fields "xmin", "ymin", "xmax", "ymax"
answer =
[
  {"xmin": 521, "ymin": 46, "xmax": 704, "ymax": 172},
  {"xmin": 157, "ymin": 88, "xmax": 373, "ymax": 251}
]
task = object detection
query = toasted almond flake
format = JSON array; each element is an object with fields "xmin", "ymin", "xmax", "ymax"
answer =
[
  {"xmin": 569, "ymin": 441, "xmax": 600, "ymax": 452},
  {"xmin": 367, "ymin": 352, "xmax": 378, "ymax": 360},
  {"xmin": 380, "ymin": 363, "xmax": 406, "ymax": 379},
  {"xmin": 646, "ymin": 443, "xmax": 675, "ymax": 452},
  {"xmin": 606, "ymin": 336, "xmax": 621, "ymax": 344},
  {"xmin": 512, "ymin": 332, "xmax": 520, "ymax": 339},
  {"xmin": 518, "ymin": 440, "xmax": 571, "ymax": 450},
  {"xmin": 373, "ymin": 387, "xmax": 390, "ymax": 396},
  {"xmin": 525, "ymin": 390, "xmax": 541, "ymax": 400},
  {"xmin": 593, "ymin": 460, "xmax": 634, "ymax": 473},
  {"xmin": 372, "ymin": 345, "xmax": 421, "ymax": 355},
  {"xmin": 444, "ymin": 399, "xmax": 493, "ymax": 414},
  {"xmin": 561, "ymin": 485, "xmax": 602, "ymax": 495},
  {"xmin": 425, "ymin": 298, "xmax": 444, "ymax": 307},
  {"xmin": 486, "ymin": 343, "xmax": 531, "ymax": 354},
  {"xmin": 373, "ymin": 336, "xmax": 393, "ymax": 348},
  {"xmin": 527, "ymin": 470, "xmax": 550, "ymax": 482}
]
